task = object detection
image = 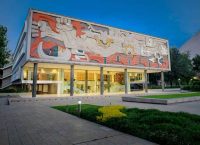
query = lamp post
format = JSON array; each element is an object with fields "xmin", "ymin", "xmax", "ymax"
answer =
[
  {"xmin": 78, "ymin": 100, "xmax": 82, "ymax": 116},
  {"xmin": 189, "ymin": 78, "xmax": 193, "ymax": 84},
  {"xmin": 178, "ymin": 78, "xmax": 181, "ymax": 92}
]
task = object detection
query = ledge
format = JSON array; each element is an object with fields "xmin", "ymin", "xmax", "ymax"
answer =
[{"xmin": 122, "ymin": 96, "xmax": 200, "ymax": 105}]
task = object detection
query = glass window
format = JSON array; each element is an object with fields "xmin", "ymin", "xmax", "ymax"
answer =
[{"xmin": 37, "ymin": 68, "xmax": 59, "ymax": 81}]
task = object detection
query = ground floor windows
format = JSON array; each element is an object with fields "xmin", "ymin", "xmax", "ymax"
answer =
[
  {"xmin": 74, "ymin": 70, "xmax": 100, "ymax": 95},
  {"xmin": 22, "ymin": 64, "xmax": 146, "ymax": 95},
  {"xmin": 23, "ymin": 67, "xmax": 60, "ymax": 81}
]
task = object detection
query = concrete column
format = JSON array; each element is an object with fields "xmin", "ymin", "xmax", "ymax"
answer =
[
  {"xmin": 161, "ymin": 71, "xmax": 165, "ymax": 92},
  {"xmin": 127, "ymin": 73, "xmax": 130, "ymax": 92},
  {"xmin": 85, "ymin": 70, "xmax": 88, "ymax": 93},
  {"xmin": 32, "ymin": 63, "xmax": 38, "ymax": 97},
  {"xmin": 107, "ymin": 71, "xmax": 110, "ymax": 93},
  {"xmin": 70, "ymin": 65, "xmax": 74, "ymax": 96},
  {"xmin": 124, "ymin": 68, "xmax": 128, "ymax": 94},
  {"xmin": 60, "ymin": 69, "xmax": 64, "ymax": 94},
  {"xmin": 100, "ymin": 67, "xmax": 104, "ymax": 95},
  {"xmin": 57, "ymin": 84, "xmax": 61, "ymax": 95},
  {"xmin": 144, "ymin": 70, "xmax": 148, "ymax": 93}
]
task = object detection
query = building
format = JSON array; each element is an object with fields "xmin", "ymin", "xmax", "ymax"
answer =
[
  {"xmin": 180, "ymin": 32, "xmax": 200, "ymax": 59},
  {"xmin": 12, "ymin": 9, "xmax": 170, "ymax": 97},
  {"xmin": 0, "ymin": 64, "xmax": 12, "ymax": 89}
]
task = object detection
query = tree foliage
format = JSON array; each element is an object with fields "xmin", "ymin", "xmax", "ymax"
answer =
[
  {"xmin": 0, "ymin": 25, "xmax": 10, "ymax": 67},
  {"xmin": 165, "ymin": 48, "xmax": 194, "ymax": 85},
  {"xmin": 192, "ymin": 55, "xmax": 200, "ymax": 73}
]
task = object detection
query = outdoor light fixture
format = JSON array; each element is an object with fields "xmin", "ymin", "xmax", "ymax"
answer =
[{"xmin": 178, "ymin": 78, "xmax": 181, "ymax": 92}]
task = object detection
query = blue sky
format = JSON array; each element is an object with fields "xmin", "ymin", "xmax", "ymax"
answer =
[{"xmin": 0, "ymin": 0, "xmax": 200, "ymax": 52}]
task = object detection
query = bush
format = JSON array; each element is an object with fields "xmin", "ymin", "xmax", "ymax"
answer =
[
  {"xmin": 0, "ymin": 87, "xmax": 17, "ymax": 93},
  {"xmin": 182, "ymin": 85, "xmax": 190, "ymax": 90},
  {"xmin": 53, "ymin": 105, "xmax": 200, "ymax": 145},
  {"xmin": 0, "ymin": 86, "xmax": 29, "ymax": 93},
  {"xmin": 96, "ymin": 105, "xmax": 126, "ymax": 122},
  {"xmin": 191, "ymin": 85, "xmax": 200, "ymax": 91},
  {"xmin": 187, "ymin": 80, "xmax": 200, "ymax": 91}
]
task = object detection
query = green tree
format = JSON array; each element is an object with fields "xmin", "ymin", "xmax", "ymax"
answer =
[
  {"xmin": 0, "ymin": 25, "xmax": 10, "ymax": 68},
  {"xmin": 165, "ymin": 48, "xmax": 194, "ymax": 85},
  {"xmin": 149, "ymin": 73, "xmax": 160, "ymax": 85},
  {"xmin": 192, "ymin": 55, "xmax": 200, "ymax": 73}
]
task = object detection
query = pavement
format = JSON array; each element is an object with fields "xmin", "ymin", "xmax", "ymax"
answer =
[
  {"xmin": 1, "ymin": 88, "xmax": 200, "ymax": 145},
  {"xmin": 3, "ymin": 88, "xmax": 189, "ymax": 98},
  {"xmin": 0, "ymin": 97, "xmax": 156, "ymax": 145},
  {"xmin": 24, "ymin": 95, "xmax": 200, "ymax": 116}
]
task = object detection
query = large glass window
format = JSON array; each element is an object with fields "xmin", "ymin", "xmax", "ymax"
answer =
[
  {"xmin": 23, "ymin": 66, "xmax": 61, "ymax": 94},
  {"xmin": 63, "ymin": 70, "xmax": 70, "ymax": 94},
  {"xmin": 129, "ymin": 73, "xmax": 143, "ymax": 82},
  {"xmin": 129, "ymin": 72, "xmax": 144, "ymax": 92},
  {"xmin": 73, "ymin": 70, "xmax": 100, "ymax": 95},
  {"xmin": 105, "ymin": 71, "xmax": 125, "ymax": 94},
  {"xmin": 74, "ymin": 70, "xmax": 85, "ymax": 94},
  {"xmin": 38, "ymin": 68, "xmax": 59, "ymax": 81},
  {"xmin": 23, "ymin": 67, "xmax": 60, "ymax": 81}
]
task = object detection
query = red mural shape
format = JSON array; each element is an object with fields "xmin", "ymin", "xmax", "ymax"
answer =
[
  {"xmin": 71, "ymin": 21, "xmax": 85, "ymax": 37},
  {"xmin": 86, "ymin": 52, "xmax": 104, "ymax": 63},
  {"xmin": 33, "ymin": 13, "xmax": 58, "ymax": 33},
  {"xmin": 30, "ymin": 37, "xmax": 42, "ymax": 58},
  {"xmin": 31, "ymin": 13, "xmax": 59, "ymax": 58}
]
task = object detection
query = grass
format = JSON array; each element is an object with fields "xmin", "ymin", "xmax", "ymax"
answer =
[
  {"xmin": 53, "ymin": 104, "xmax": 200, "ymax": 145},
  {"xmin": 143, "ymin": 92, "xmax": 200, "ymax": 99}
]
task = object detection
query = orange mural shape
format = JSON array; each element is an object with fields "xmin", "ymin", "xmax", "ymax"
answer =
[
  {"xmin": 71, "ymin": 21, "xmax": 85, "ymax": 37},
  {"xmin": 33, "ymin": 13, "xmax": 58, "ymax": 33}
]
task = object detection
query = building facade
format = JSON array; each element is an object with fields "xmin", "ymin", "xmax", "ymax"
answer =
[
  {"xmin": 180, "ymin": 32, "xmax": 200, "ymax": 59},
  {"xmin": 0, "ymin": 64, "xmax": 12, "ymax": 89},
  {"xmin": 12, "ymin": 9, "xmax": 170, "ymax": 97}
]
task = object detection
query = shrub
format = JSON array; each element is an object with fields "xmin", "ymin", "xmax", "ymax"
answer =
[
  {"xmin": 182, "ymin": 85, "xmax": 190, "ymax": 90},
  {"xmin": 0, "ymin": 87, "xmax": 17, "ymax": 93},
  {"xmin": 189, "ymin": 80, "xmax": 200, "ymax": 91},
  {"xmin": 96, "ymin": 105, "xmax": 126, "ymax": 122}
]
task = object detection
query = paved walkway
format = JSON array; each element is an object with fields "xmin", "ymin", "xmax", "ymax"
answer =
[
  {"xmin": 25, "ymin": 95, "xmax": 200, "ymax": 116},
  {"xmin": 0, "ymin": 98, "xmax": 156, "ymax": 145},
  {"xmin": 2, "ymin": 88, "xmax": 188, "ymax": 98},
  {"xmin": 6, "ymin": 88, "xmax": 200, "ymax": 115}
]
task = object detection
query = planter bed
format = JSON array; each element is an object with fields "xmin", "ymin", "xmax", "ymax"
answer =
[{"xmin": 53, "ymin": 104, "xmax": 200, "ymax": 145}]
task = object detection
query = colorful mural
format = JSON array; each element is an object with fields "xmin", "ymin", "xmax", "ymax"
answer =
[{"xmin": 30, "ymin": 12, "xmax": 170, "ymax": 69}]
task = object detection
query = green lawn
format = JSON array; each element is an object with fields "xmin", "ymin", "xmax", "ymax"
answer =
[
  {"xmin": 143, "ymin": 92, "xmax": 200, "ymax": 99},
  {"xmin": 53, "ymin": 104, "xmax": 200, "ymax": 145}
]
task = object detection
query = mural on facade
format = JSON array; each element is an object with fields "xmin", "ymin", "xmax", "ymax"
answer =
[{"xmin": 30, "ymin": 12, "xmax": 170, "ymax": 69}]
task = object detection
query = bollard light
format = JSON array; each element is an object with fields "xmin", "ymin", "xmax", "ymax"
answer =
[
  {"xmin": 78, "ymin": 100, "xmax": 82, "ymax": 104},
  {"xmin": 78, "ymin": 100, "xmax": 82, "ymax": 116},
  {"xmin": 178, "ymin": 78, "xmax": 181, "ymax": 92}
]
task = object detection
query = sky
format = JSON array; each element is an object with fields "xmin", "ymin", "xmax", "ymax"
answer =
[{"xmin": 0, "ymin": 0, "xmax": 200, "ymax": 52}]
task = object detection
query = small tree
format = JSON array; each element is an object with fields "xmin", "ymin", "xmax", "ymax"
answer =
[
  {"xmin": 192, "ymin": 55, "xmax": 200, "ymax": 73},
  {"xmin": 165, "ymin": 48, "xmax": 194, "ymax": 86},
  {"xmin": 0, "ymin": 25, "xmax": 10, "ymax": 68}
]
